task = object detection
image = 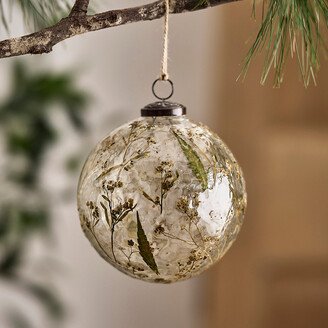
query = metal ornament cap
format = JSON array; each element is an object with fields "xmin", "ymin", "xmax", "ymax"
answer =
[{"xmin": 141, "ymin": 101, "xmax": 186, "ymax": 117}]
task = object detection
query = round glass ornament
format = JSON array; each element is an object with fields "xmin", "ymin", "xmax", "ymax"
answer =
[{"xmin": 77, "ymin": 101, "xmax": 246, "ymax": 283}]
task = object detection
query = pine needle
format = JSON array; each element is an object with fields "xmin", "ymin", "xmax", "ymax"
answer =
[
  {"xmin": 239, "ymin": 0, "xmax": 328, "ymax": 87},
  {"xmin": 0, "ymin": 0, "xmax": 71, "ymax": 31}
]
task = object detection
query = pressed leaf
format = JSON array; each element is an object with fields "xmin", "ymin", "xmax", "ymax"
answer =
[
  {"xmin": 172, "ymin": 130, "xmax": 208, "ymax": 190},
  {"xmin": 141, "ymin": 190, "xmax": 156, "ymax": 204},
  {"xmin": 117, "ymin": 204, "xmax": 136, "ymax": 223},
  {"xmin": 134, "ymin": 151, "xmax": 150, "ymax": 160},
  {"xmin": 136, "ymin": 212, "xmax": 159, "ymax": 275},
  {"xmin": 96, "ymin": 164, "xmax": 121, "ymax": 181},
  {"xmin": 101, "ymin": 195, "xmax": 110, "ymax": 203},
  {"xmin": 100, "ymin": 202, "xmax": 110, "ymax": 226}
]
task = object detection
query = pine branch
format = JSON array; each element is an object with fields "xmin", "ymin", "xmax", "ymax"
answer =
[
  {"xmin": 0, "ymin": 0, "xmax": 240, "ymax": 59},
  {"xmin": 240, "ymin": 0, "xmax": 328, "ymax": 87}
]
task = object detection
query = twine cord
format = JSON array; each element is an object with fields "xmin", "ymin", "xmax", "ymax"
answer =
[{"xmin": 160, "ymin": 0, "xmax": 170, "ymax": 80}]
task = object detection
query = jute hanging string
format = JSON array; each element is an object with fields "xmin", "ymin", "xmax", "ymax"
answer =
[
  {"xmin": 152, "ymin": 0, "xmax": 173, "ymax": 101},
  {"xmin": 160, "ymin": 0, "xmax": 170, "ymax": 81}
]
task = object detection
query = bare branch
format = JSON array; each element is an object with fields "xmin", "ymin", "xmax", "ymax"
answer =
[
  {"xmin": 69, "ymin": 0, "xmax": 90, "ymax": 17},
  {"xmin": 0, "ymin": 0, "xmax": 242, "ymax": 59}
]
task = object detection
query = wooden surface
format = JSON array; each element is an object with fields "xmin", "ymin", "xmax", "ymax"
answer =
[{"xmin": 201, "ymin": 2, "xmax": 328, "ymax": 327}]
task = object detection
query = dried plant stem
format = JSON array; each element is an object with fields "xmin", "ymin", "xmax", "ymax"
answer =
[
  {"xmin": 110, "ymin": 225, "xmax": 117, "ymax": 262},
  {"xmin": 87, "ymin": 226, "xmax": 112, "ymax": 261}
]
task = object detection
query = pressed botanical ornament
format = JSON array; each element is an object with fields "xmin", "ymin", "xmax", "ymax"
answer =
[{"xmin": 77, "ymin": 0, "xmax": 247, "ymax": 283}]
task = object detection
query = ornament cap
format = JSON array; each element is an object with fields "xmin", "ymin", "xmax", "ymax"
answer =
[{"xmin": 141, "ymin": 101, "xmax": 186, "ymax": 117}]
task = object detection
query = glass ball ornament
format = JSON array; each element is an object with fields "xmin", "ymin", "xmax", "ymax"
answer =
[{"xmin": 77, "ymin": 101, "xmax": 246, "ymax": 283}]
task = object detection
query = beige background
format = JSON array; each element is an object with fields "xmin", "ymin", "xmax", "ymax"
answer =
[{"xmin": 203, "ymin": 2, "xmax": 328, "ymax": 328}]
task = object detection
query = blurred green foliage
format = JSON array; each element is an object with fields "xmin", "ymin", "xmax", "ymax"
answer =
[
  {"xmin": 0, "ymin": 62, "xmax": 86, "ymax": 186},
  {"xmin": 0, "ymin": 62, "xmax": 89, "ymax": 328}
]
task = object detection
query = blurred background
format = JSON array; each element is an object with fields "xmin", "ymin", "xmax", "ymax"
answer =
[{"xmin": 0, "ymin": 1, "xmax": 327, "ymax": 328}]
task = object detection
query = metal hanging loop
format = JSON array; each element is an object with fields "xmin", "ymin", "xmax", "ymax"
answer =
[{"xmin": 152, "ymin": 78, "xmax": 174, "ymax": 101}]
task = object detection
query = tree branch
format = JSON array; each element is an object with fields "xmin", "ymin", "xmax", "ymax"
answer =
[
  {"xmin": 0, "ymin": 0, "xmax": 241, "ymax": 59},
  {"xmin": 69, "ymin": 0, "xmax": 90, "ymax": 17}
]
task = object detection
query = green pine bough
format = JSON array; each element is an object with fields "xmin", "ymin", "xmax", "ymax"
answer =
[
  {"xmin": 239, "ymin": 0, "xmax": 328, "ymax": 87},
  {"xmin": 0, "ymin": 0, "xmax": 327, "ymax": 86}
]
